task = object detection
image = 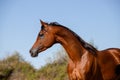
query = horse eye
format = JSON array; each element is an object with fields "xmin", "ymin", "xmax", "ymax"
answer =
[{"xmin": 39, "ymin": 33, "xmax": 44, "ymax": 38}]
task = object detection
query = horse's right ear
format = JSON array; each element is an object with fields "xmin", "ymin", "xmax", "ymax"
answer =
[{"xmin": 40, "ymin": 20, "xmax": 48, "ymax": 27}]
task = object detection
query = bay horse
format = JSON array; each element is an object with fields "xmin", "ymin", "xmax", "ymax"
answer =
[{"xmin": 30, "ymin": 20, "xmax": 120, "ymax": 80}]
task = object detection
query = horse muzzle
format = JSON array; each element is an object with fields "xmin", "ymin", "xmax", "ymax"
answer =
[{"xmin": 30, "ymin": 48, "xmax": 39, "ymax": 57}]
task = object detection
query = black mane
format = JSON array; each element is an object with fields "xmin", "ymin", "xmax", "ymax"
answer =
[
  {"xmin": 49, "ymin": 22, "xmax": 64, "ymax": 27},
  {"xmin": 48, "ymin": 22, "xmax": 98, "ymax": 55}
]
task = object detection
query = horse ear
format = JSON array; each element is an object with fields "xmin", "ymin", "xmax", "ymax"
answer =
[{"xmin": 40, "ymin": 20, "xmax": 48, "ymax": 27}]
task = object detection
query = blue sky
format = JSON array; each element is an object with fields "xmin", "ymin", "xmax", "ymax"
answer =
[{"xmin": 0, "ymin": 0, "xmax": 120, "ymax": 69}]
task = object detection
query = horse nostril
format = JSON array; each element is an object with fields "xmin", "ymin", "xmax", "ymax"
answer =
[{"xmin": 30, "ymin": 49, "xmax": 34, "ymax": 55}]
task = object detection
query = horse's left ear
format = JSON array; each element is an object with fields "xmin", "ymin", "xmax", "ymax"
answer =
[{"xmin": 40, "ymin": 20, "xmax": 48, "ymax": 28}]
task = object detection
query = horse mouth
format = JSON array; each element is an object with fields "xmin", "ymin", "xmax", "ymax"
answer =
[{"xmin": 31, "ymin": 52, "xmax": 38, "ymax": 57}]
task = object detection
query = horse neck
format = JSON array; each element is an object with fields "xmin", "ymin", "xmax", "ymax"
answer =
[{"xmin": 55, "ymin": 27, "xmax": 86, "ymax": 62}]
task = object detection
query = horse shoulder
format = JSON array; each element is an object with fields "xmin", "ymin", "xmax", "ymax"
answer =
[
  {"xmin": 67, "ymin": 51, "xmax": 103, "ymax": 80},
  {"xmin": 79, "ymin": 52, "xmax": 103, "ymax": 80}
]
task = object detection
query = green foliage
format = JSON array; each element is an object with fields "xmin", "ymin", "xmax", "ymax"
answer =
[
  {"xmin": 0, "ymin": 52, "xmax": 36, "ymax": 80},
  {"xmin": 38, "ymin": 60, "xmax": 68, "ymax": 80},
  {"xmin": 0, "ymin": 50, "xmax": 68, "ymax": 80}
]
